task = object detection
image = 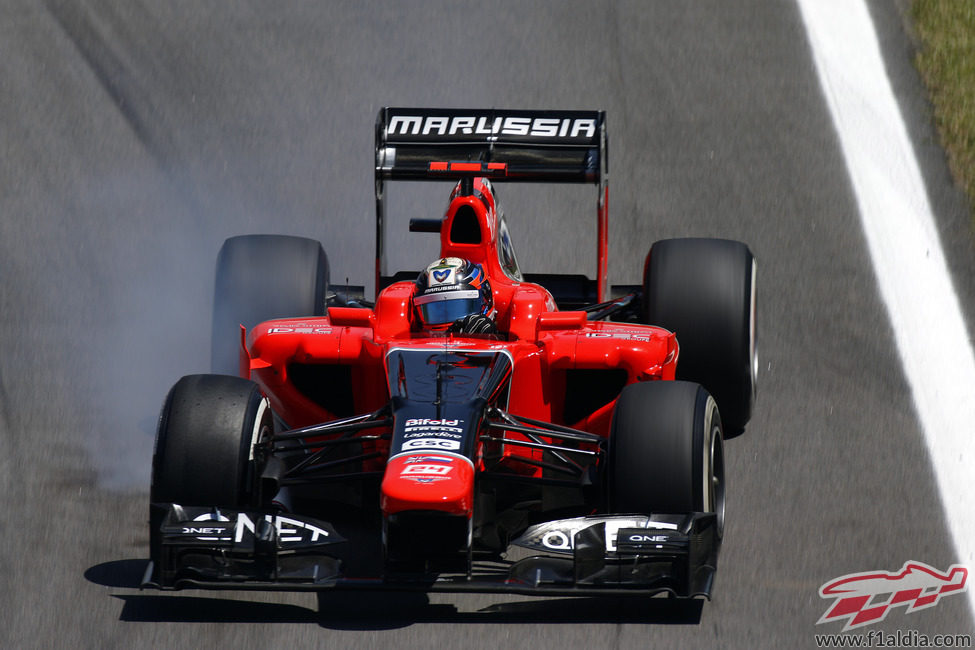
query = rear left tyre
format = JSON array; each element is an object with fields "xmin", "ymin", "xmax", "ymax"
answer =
[{"xmin": 211, "ymin": 234, "xmax": 329, "ymax": 375}]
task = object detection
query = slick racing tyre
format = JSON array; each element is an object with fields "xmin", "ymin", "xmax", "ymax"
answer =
[
  {"xmin": 607, "ymin": 381, "xmax": 725, "ymax": 538},
  {"xmin": 643, "ymin": 238, "xmax": 756, "ymax": 436},
  {"xmin": 149, "ymin": 374, "xmax": 271, "ymax": 558},
  {"xmin": 211, "ymin": 234, "xmax": 329, "ymax": 375}
]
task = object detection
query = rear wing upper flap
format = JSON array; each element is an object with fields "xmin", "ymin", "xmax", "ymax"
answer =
[{"xmin": 376, "ymin": 107, "xmax": 607, "ymax": 184}]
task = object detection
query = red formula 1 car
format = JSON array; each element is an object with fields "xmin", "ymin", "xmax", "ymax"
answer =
[{"xmin": 144, "ymin": 108, "xmax": 757, "ymax": 599}]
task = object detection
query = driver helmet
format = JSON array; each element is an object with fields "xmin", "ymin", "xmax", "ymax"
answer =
[{"xmin": 414, "ymin": 257, "xmax": 493, "ymax": 330}]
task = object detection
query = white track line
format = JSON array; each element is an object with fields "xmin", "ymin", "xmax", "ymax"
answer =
[{"xmin": 797, "ymin": 0, "xmax": 975, "ymax": 619}]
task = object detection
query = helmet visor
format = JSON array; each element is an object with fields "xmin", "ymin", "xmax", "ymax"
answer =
[{"xmin": 415, "ymin": 290, "xmax": 482, "ymax": 326}]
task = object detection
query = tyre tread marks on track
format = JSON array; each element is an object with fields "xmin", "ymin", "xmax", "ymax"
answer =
[{"xmin": 44, "ymin": 1, "xmax": 173, "ymax": 166}]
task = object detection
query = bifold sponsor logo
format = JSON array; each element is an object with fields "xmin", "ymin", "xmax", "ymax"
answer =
[
  {"xmin": 818, "ymin": 562, "xmax": 969, "ymax": 631},
  {"xmin": 387, "ymin": 115, "xmax": 596, "ymax": 139},
  {"xmin": 404, "ymin": 418, "xmax": 460, "ymax": 427},
  {"xmin": 402, "ymin": 417, "xmax": 465, "ymax": 440}
]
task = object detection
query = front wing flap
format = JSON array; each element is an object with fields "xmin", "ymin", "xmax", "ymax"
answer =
[
  {"xmin": 146, "ymin": 505, "xmax": 346, "ymax": 589},
  {"xmin": 144, "ymin": 507, "xmax": 718, "ymax": 598}
]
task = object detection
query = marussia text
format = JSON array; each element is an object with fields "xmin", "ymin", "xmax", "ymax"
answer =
[{"xmin": 387, "ymin": 115, "xmax": 597, "ymax": 139}]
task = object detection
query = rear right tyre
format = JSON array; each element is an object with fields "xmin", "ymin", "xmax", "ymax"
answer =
[{"xmin": 643, "ymin": 237, "xmax": 756, "ymax": 435}]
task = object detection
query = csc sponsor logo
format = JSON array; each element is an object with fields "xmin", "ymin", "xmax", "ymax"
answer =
[{"xmin": 401, "ymin": 438, "xmax": 460, "ymax": 451}]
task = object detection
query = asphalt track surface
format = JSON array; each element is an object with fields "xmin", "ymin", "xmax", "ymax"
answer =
[{"xmin": 2, "ymin": 1, "xmax": 974, "ymax": 648}]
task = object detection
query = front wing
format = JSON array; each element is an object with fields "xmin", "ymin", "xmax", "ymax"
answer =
[{"xmin": 144, "ymin": 505, "xmax": 719, "ymax": 598}]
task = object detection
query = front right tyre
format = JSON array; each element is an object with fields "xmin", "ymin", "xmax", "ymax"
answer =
[{"xmin": 607, "ymin": 381, "xmax": 725, "ymax": 539}]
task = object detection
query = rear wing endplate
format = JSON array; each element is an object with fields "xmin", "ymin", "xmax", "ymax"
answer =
[{"xmin": 374, "ymin": 107, "xmax": 609, "ymax": 300}]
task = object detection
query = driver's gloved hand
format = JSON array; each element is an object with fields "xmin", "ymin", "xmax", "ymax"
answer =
[{"xmin": 448, "ymin": 314, "xmax": 499, "ymax": 335}]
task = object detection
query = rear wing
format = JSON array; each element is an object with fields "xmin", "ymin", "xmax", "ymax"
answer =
[
  {"xmin": 374, "ymin": 107, "xmax": 609, "ymax": 301},
  {"xmin": 376, "ymin": 108, "xmax": 606, "ymax": 182}
]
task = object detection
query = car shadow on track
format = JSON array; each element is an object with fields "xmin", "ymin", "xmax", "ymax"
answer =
[
  {"xmin": 314, "ymin": 592, "xmax": 703, "ymax": 629},
  {"xmin": 87, "ymin": 560, "xmax": 703, "ymax": 628}
]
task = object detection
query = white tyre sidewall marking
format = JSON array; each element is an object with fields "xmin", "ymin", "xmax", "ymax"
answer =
[{"xmin": 249, "ymin": 396, "xmax": 270, "ymax": 461}]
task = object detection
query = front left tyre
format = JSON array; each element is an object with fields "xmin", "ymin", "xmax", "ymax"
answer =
[{"xmin": 149, "ymin": 374, "xmax": 271, "ymax": 558}]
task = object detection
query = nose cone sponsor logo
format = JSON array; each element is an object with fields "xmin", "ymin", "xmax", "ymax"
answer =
[
  {"xmin": 817, "ymin": 561, "xmax": 968, "ymax": 630},
  {"xmin": 404, "ymin": 418, "xmax": 460, "ymax": 427},
  {"xmin": 404, "ymin": 455, "xmax": 454, "ymax": 464},
  {"xmin": 401, "ymin": 438, "xmax": 460, "ymax": 451},
  {"xmin": 399, "ymin": 462, "xmax": 454, "ymax": 483},
  {"xmin": 401, "ymin": 464, "xmax": 453, "ymax": 476}
]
